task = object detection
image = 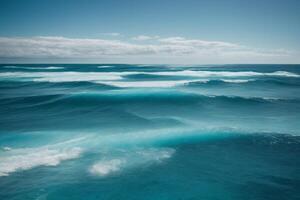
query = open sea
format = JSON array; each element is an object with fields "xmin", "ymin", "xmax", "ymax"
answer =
[{"xmin": 0, "ymin": 64, "xmax": 299, "ymax": 200}]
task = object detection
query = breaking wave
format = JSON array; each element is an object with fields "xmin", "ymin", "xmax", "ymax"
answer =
[
  {"xmin": 2, "ymin": 66, "xmax": 64, "ymax": 70},
  {"xmin": 89, "ymin": 148, "xmax": 175, "ymax": 177},
  {"xmin": 0, "ymin": 146, "xmax": 82, "ymax": 176}
]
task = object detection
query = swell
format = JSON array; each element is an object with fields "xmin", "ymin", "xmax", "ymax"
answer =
[
  {"xmin": 186, "ymin": 78, "xmax": 300, "ymax": 87},
  {"xmin": 0, "ymin": 81, "xmax": 118, "ymax": 99},
  {"xmin": 1, "ymin": 128, "xmax": 299, "ymax": 177},
  {"xmin": 1, "ymin": 65, "xmax": 64, "ymax": 70},
  {"xmin": 0, "ymin": 80, "xmax": 115, "ymax": 89},
  {"xmin": 1, "ymin": 70, "xmax": 299, "ymax": 83},
  {"xmin": 2, "ymin": 90, "xmax": 299, "ymax": 110}
]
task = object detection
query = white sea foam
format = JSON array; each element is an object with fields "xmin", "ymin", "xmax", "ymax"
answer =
[
  {"xmin": 0, "ymin": 71, "xmax": 204, "ymax": 87},
  {"xmin": 148, "ymin": 70, "xmax": 261, "ymax": 77},
  {"xmin": 98, "ymin": 80, "xmax": 201, "ymax": 88},
  {"xmin": 2, "ymin": 146, "xmax": 12, "ymax": 151},
  {"xmin": 90, "ymin": 148, "xmax": 175, "ymax": 177},
  {"xmin": 97, "ymin": 65, "xmax": 114, "ymax": 68},
  {"xmin": 0, "ymin": 70, "xmax": 298, "ymax": 87},
  {"xmin": 0, "ymin": 72, "xmax": 125, "ymax": 82},
  {"xmin": 146, "ymin": 70, "xmax": 300, "ymax": 78},
  {"xmin": 220, "ymin": 79, "xmax": 254, "ymax": 83},
  {"xmin": 90, "ymin": 159, "xmax": 125, "ymax": 176},
  {"xmin": 42, "ymin": 66, "xmax": 64, "ymax": 70},
  {"xmin": 3, "ymin": 66, "xmax": 64, "ymax": 70},
  {"xmin": 0, "ymin": 146, "xmax": 82, "ymax": 176},
  {"xmin": 135, "ymin": 148, "xmax": 175, "ymax": 161},
  {"xmin": 269, "ymin": 71, "xmax": 300, "ymax": 77}
]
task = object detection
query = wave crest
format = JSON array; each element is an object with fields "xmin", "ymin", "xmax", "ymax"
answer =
[
  {"xmin": 3, "ymin": 66, "xmax": 64, "ymax": 70},
  {"xmin": 0, "ymin": 146, "xmax": 82, "ymax": 176}
]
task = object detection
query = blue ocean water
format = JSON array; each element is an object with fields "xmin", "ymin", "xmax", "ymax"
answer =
[{"xmin": 0, "ymin": 64, "xmax": 299, "ymax": 200}]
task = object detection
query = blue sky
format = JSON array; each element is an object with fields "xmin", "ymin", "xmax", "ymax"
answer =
[{"xmin": 0, "ymin": 0, "xmax": 299, "ymax": 63}]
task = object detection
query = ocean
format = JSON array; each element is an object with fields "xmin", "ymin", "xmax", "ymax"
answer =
[{"xmin": 0, "ymin": 64, "xmax": 299, "ymax": 200}]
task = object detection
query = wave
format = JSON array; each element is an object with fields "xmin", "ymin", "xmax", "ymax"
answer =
[
  {"xmin": 0, "ymin": 72, "xmax": 125, "ymax": 82},
  {"xmin": 0, "ymin": 124, "xmax": 298, "ymax": 177},
  {"xmin": 2, "ymin": 90, "xmax": 297, "ymax": 109},
  {"xmin": 0, "ymin": 146, "xmax": 82, "ymax": 176},
  {"xmin": 0, "ymin": 136, "xmax": 88, "ymax": 176},
  {"xmin": 0, "ymin": 71, "xmax": 203, "ymax": 88},
  {"xmin": 0, "ymin": 127, "xmax": 233, "ymax": 177},
  {"xmin": 220, "ymin": 79, "xmax": 254, "ymax": 83},
  {"xmin": 3, "ymin": 66, "xmax": 64, "ymax": 70},
  {"xmin": 0, "ymin": 80, "xmax": 118, "ymax": 93},
  {"xmin": 90, "ymin": 159, "xmax": 125, "ymax": 176},
  {"xmin": 187, "ymin": 78, "xmax": 300, "ymax": 87},
  {"xmin": 1, "ymin": 146, "xmax": 12, "ymax": 151},
  {"xmin": 97, "ymin": 65, "xmax": 114, "ymax": 68},
  {"xmin": 2, "ymin": 66, "xmax": 22, "ymax": 69},
  {"xmin": 55, "ymin": 91, "xmax": 300, "ymax": 104},
  {"xmin": 97, "ymin": 80, "xmax": 201, "ymax": 88},
  {"xmin": 2, "ymin": 90, "xmax": 299, "ymax": 136},
  {"xmin": 186, "ymin": 79, "xmax": 253, "ymax": 85},
  {"xmin": 246, "ymin": 79, "xmax": 300, "ymax": 87},
  {"xmin": 89, "ymin": 148, "xmax": 175, "ymax": 177},
  {"xmin": 0, "ymin": 70, "xmax": 298, "ymax": 85},
  {"xmin": 144, "ymin": 70, "xmax": 300, "ymax": 78},
  {"xmin": 0, "ymin": 130, "xmax": 176, "ymax": 177}
]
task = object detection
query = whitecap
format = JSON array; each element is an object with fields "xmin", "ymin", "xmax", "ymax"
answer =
[
  {"xmin": 146, "ymin": 70, "xmax": 300, "ymax": 78},
  {"xmin": 97, "ymin": 65, "xmax": 114, "ymax": 68},
  {"xmin": 97, "ymin": 80, "xmax": 202, "ymax": 88},
  {"xmin": 0, "ymin": 146, "xmax": 82, "ymax": 176},
  {"xmin": 3, "ymin": 66, "xmax": 64, "ymax": 70},
  {"xmin": 90, "ymin": 148, "xmax": 175, "ymax": 177},
  {"xmin": 269, "ymin": 71, "xmax": 300, "ymax": 77},
  {"xmin": 1, "ymin": 70, "xmax": 297, "ymax": 87},
  {"xmin": 42, "ymin": 66, "xmax": 64, "ymax": 70},
  {"xmin": 2, "ymin": 146, "xmax": 12, "ymax": 151},
  {"xmin": 90, "ymin": 159, "xmax": 125, "ymax": 176},
  {"xmin": 0, "ymin": 72, "xmax": 125, "ymax": 82},
  {"xmin": 220, "ymin": 79, "xmax": 255, "ymax": 83}
]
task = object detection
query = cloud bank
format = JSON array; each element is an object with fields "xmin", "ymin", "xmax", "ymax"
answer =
[
  {"xmin": 0, "ymin": 36, "xmax": 297, "ymax": 63},
  {"xmin": 132, "ymin": 35, "xmax": 160, "ymax": 41}
]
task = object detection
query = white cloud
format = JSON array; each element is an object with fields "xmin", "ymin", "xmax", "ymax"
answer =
[
  {"xmin": 0, "ymin": 36, "xmax": 297, "ymax": 63},
  {"xmin": 103, "ymin": 32, "xmax": 120, "ymax": 36},
  {"xmin": 159, "ymin": 37, "xmax": 241, "ymax": 50},
  {"xmin": 0, "ymin": 36, "xmax": 155, "ymax": 58},
  {"xmin": 132, "ymin": 35, "xmax": 160, "ymax": 41}
]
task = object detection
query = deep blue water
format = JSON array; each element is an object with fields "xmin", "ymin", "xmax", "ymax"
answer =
[{"xmin": 0, "ymin": 64, "xmax": 299, "ymax": 200}]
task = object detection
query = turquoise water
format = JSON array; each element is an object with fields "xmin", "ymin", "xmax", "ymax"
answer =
[{"xmin": 0, "ymin": 64, "xmax": 299, "ymax": 200}]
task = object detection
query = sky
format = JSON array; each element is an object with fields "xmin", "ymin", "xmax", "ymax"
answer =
[{"xmin": 0, "ymin": 0, "xmax": 299, "ymax": 64}]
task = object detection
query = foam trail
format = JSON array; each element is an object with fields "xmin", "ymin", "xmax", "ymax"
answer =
[
  {"xmin": 146, "ymin": 70, "xmax": 300, "ymax": 78},
  {"xmin": 42, "ymin": 66, "xmax": 64, "ymax": 70},
  {"xmin": 90, "ymin": 148, "xmax": 175, "ymax": 177},
  {"xmin": 269, "ymin": 71, "xmax": 300, "ymax": 77},
  {"xmin": 0, "ymin": 137, "xmax": 86, "ymax": 176},
  {"xmin": 2, "ymin": 66, "xmax": 18, "ymax": 68},
  {"xmin": 0, "ymin": 70, "xmax": 298, "ymax": 85},
  {"xmin": 0, "ymin": 72, "xmax": 125, "ymax": 82},
  {"xmin": 98, "ymin": 80, "xmax": 203, "ymax": 88},
  {"xmin": 1, "ymin": 146, "xmax": 12, "ymax": 151},
  {"xmin": 0, "ymin": 147, "xmax": 82, "ymax": 176},
  {"xmin": 90, "ymin": 159, "xmax": 125, "ymax": 176},
  {"xmin": 3, "ymin": 66, "xmax": 64, "ymax": 70},
  {"xmin": 220, "ymin": 79, "xmax": 255, "ymax": 83},
  {"xmin": 97, "ymin": 65, "xmax": 114, "ymax": 68}
]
